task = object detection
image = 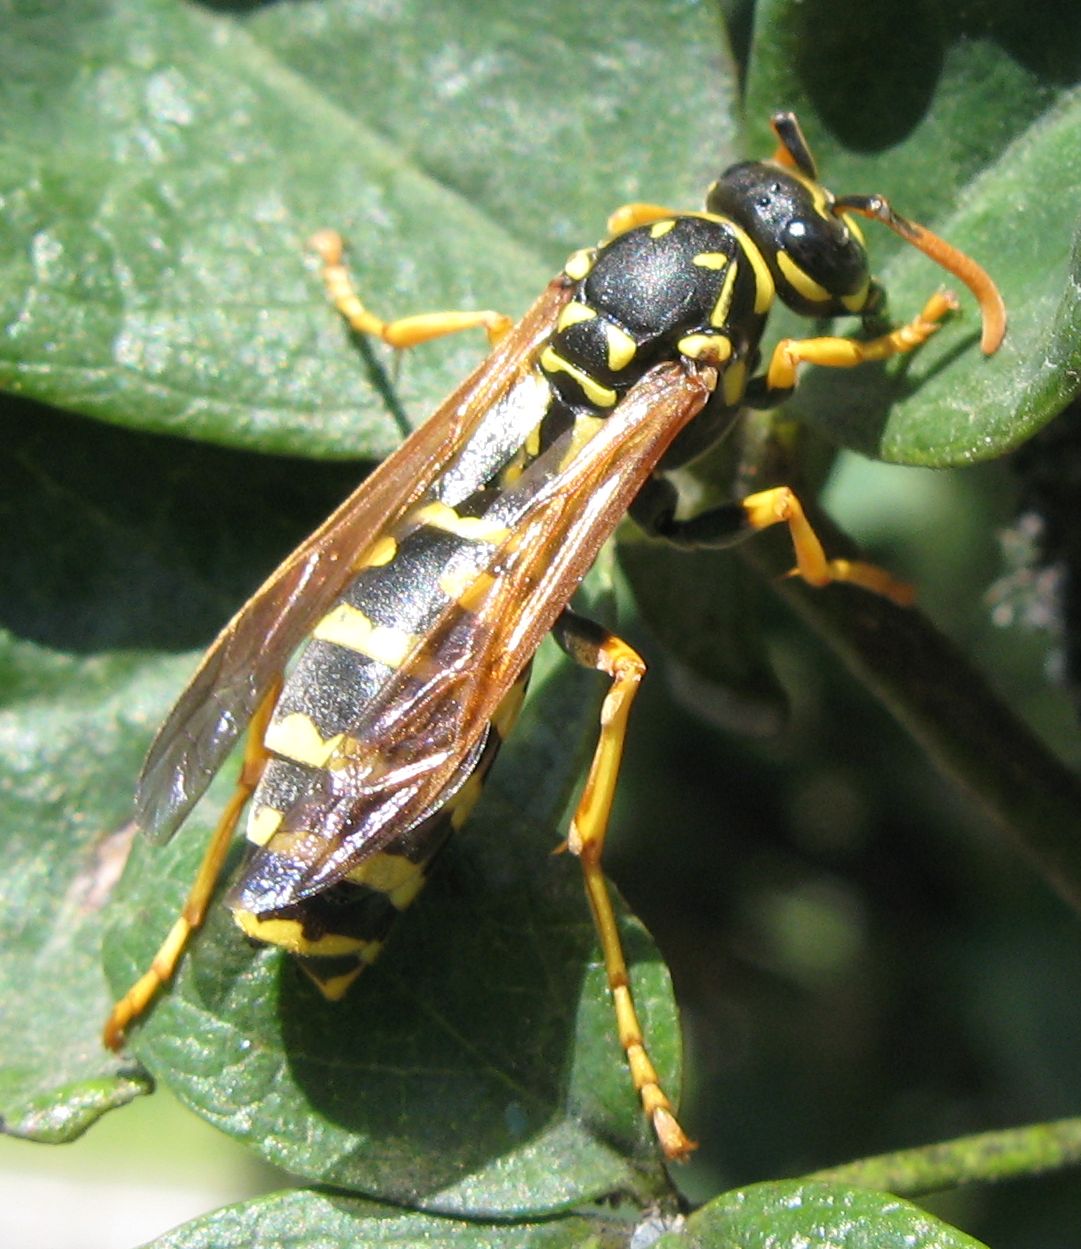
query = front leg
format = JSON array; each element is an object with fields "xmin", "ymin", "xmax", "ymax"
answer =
[{"xmin": 745, "ymin": 291, "xmax": 958, "ymax": 410}]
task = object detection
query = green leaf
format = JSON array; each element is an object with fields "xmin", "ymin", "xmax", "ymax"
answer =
[
  {"xmin": 0, "ymin": 635, "xmax": 155, "ymax": 1142},
  {"xmin": 687, "ymin": 1180, "xmax": 990, "ymax": 1249},
  {"xmin": 0, "ymin": 399, "xmax": 368, "ymax": 1141},
  {"xmin": 144, "ymin": 1187, "xmax": 599, "ymax": 1249},
  {"xmin": 744, "ymin": 0, "xmax": 1081, "ymax": 465},
  {"xmin": 0, "ymin": 0, "xmax": 733, "ymax": 459}
]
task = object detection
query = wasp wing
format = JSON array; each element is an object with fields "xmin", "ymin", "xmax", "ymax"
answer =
[
  {"xmin": 137, "ymin": 280, "xmax": 573, "ymax": 843},
  {"xmin": 232, "ymin": 359, "xmax": 716, "ymax": 913}
]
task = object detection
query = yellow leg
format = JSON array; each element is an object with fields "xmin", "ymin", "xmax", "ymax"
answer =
[
  {"xmin": 766, "ymin": 290, "xmax": 959, "ymax": 392},
  {"xmin": 103, "ymin": 681, "xmax": 280, "ymax": 1050},
  {"xmin": 605, "ymin": 202, "xmax": 681, "ymax": 236},
  {"xmin": 741, "ymin": 486, "xmax": 914, "ymax": 606},
  {"xmin": 308, "ymin": 229, "xmax": 512, "ymax": 348},
  {"xmin": 558, "ymin": 618, "xmax": 695, "ymax": 1161}
]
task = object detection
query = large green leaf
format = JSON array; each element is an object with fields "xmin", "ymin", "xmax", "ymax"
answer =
[
  {"xmin": 0, "ymin": 0, "xmax": 733, "ymax": 459},
  {"xmin": 0, "ymin": 402, "xmax": 361, "ymax": 1142}
]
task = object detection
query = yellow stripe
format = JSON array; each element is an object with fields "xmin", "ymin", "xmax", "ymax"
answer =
[
  {"xmin": 306, "ymin": 964, "xmax": 367, "ymax": 1001},
  {"xmin": 454, "ymin": 568, "xmax": 498, "ymax": 614},
  {"xmin": 722, "ymin": 359, "xmax": 747, "ymax": 407},
  {"xmin": 777, "ymin": 250, "xmax": 830, "ymax": 303},
  {"xmin": 313, "ymin": 602, "xmax": 417, "ymax": 667},
  {"xmin": 649, "ymin": 219, "xmax": 676, "ymax": 238},
  {"xmin": 540, "ymin": 346, "xmax": 617, "ymax": 408},
  {"xmin": 558, "ymin": 412, "xmax": 605, "ymax": 471},
  {"xmin": 409, "ymin": 500, "xmax": 512, "ymax": 543},
  {"xmin": 721, "ymin": 219, "xmax": 775, "ymax": 313},
  {"xmin": 449, "ymin": 770, "xmax": 486, "ymax": 831},
  {"xmin": 232, "ymin": 909, "xmax": 380, "ymax": 959},
  {"xmin": 841, "ymin": 278, "xmax": 871, "ymax": 313},
  {"xmin": 491, "ymin": 678, "xmax": 528, "ymax": 740},
  {"xmin": 709, "ymin": 258, "xmax": 740, "ymax": 328},
  {"xmin": 347, "ymin": 852, "xmax": 427, "ymax": 910},
  {"xmin": 264, "ymin": 712, "xmax": 343, "ymax": 767},
  {"xmin": 841, "ymin": 211, "xmax": 865, "ymax": 245}
]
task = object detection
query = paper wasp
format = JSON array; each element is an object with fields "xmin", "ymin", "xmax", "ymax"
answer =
[{"xmin": 104, "ymin": 113, "xmax": 1005, "ymax": 1160}]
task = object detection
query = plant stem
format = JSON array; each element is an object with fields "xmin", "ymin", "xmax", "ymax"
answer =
[{"xmin": 804, "ymin": 1117, "xmax": 1081, "ymax": 1195}]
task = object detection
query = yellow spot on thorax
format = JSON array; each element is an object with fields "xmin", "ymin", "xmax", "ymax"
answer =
[
  {"xmin": 557, "ymin": 301, "xmax": 597, "ymax": 330},
  {"xmin": 693, "ymin": 251, "xmax": 729, "ymax": 270},
  {"xmin": 563, "ymin": 248, "xmax": 595, "ymax": 281},
  {"xmin": 677, "ymin": 332, "xmax": 732, "ymax": 364},
  {"xmin": 603, "ymin": 322, "xmax": 637, "ymax": 371}
]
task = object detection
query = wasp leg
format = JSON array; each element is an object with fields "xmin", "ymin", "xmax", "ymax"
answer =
[
  {"xmin": 605, "ymin": 202, "xmax": 682, "ymax": 236},
  {"xmin": 308, "ymin": 229, "xmax": 512, "ymax": 348},
  {"xmin": 551, "ymin": 609, "xmax": 696, "ymax": 1162},
  {"xmin": 102, "ymin": 680, "xmax": 280, "ymax": 1050},
  {"xmin": 634, "ymin": 478, "xmax": 913, "ymax": 607},
  {"xmin": 752, "ymin": 290, "xmax": 959, "ymax": 405}
]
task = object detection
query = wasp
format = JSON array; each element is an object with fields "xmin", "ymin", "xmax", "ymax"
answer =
[{"xmin": 104, "ymin": 113, "xmax": 1005, "ymax": 1161}]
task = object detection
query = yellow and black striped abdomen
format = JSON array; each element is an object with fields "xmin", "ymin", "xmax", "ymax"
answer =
[{"xmin": 231, "ymin": 488, "xmax": 530, "ymax": 995}]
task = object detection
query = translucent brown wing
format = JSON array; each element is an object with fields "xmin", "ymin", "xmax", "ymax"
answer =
[
  {"xmin": 232, "ymin": 359, "xmax": 716, "ymax": 912},
  {"xmin": 137, "ymin": 280, "xmax": 573, "ymax": 843}
]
